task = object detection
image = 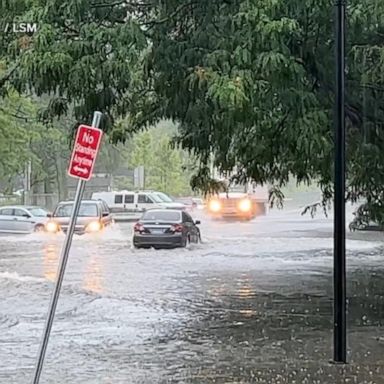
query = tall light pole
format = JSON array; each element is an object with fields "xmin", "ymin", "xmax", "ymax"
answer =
[
  {"xmin": 334, "ymin": 0, "xmax": 347, "ymax": 363},
  {"xmin": 24, "ymin": 160, "xmax": 32, "ymax": 205}
]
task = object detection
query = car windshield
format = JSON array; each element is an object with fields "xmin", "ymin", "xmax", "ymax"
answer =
[
  {"xmin": 228, "ymin": 184, "xmax": 247, "ymax": 193},
  {"xmin": 149, "ymin": 193, "xmax": 164, "ymax": 203},
  {"xmin": 54, "ymin": 203, "xmax": 98, "ymax": 217},
  {"xmin": 28, "ymin": 207, "xmax": 48, "ymax": 217},
  {"xmin": 142, "ymin": 211, "xmax": 181, "ymax": 222},
  {"xmin": 156, "ymin": 193, "xmax": 173, "ymax": 203}
]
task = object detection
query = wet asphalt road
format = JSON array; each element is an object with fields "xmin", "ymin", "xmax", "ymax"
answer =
[{"xmin": 1, "ymin": 207, "xmax": 384, "ymax": 383}]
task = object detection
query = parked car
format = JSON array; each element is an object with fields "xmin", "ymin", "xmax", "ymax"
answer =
[
  {"xmin": 0, "ymin": 205, "xmax": 50, "ymax": 233},
  {"xmin": 133, "ymin": 209, "xmax": 201, "ymax": 249},
  {"xmin": 46, "ymin": 200, "xmax": 113, "ymax": 235}
]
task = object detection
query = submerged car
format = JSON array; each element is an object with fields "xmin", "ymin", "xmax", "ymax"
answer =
[
  {"xmin": 0, "ymin": 205, "xmax": 50, "ymax": 233},
  {"xmin": 46, "ymin": 199, "xmax": 113, "ymax": 234},
  {"xmin": 206, "ymin": 180, "xmax": 268, "ymax": 221},
  {"xmin": 133, "ymin": 209, "xmax": 201, "ymax": 249}
]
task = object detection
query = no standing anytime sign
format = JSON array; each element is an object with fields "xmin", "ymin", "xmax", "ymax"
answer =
[{"xmin": 68, "ymin": 124, "xmax": 103, "ymax": 181}]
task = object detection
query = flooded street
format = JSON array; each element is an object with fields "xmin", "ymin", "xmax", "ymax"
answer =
[{"xmin": 1, "ymin": 207, "xmax": 384, "ymax": 383}]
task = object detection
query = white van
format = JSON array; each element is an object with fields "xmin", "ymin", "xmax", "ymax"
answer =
[
  {"xmin": 150, "ymin": 191, "xmax": 186, "ymax": 210},
  {"xmin": 91, "ymin": 190, "xmax": 185, "ymax": 212}
]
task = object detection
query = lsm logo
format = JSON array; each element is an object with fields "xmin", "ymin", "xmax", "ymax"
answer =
[{"xmin": 4, "ymin": 22, "xmax": 38, "ymax": 33}]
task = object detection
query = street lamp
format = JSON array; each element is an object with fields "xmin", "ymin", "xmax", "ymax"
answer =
[{"xmin": 334, "ymin": 0, "xmax": 347, "ymax": 363}]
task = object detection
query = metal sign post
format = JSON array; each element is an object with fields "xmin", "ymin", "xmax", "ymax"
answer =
[
  {"xmin": 32, "ymin": 111, "xmax": 103, "ymax": 384},
  {"xmin": 334, "ymin": 0, "xmax": 347, "ymax": 363}
]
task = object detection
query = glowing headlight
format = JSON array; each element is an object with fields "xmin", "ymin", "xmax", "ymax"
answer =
[
  {"xmin": 86, "ymin": 221, "xmax": 102, "ymax": 232},
  {"xmin": 209, "ymin": 200, "xmax": 221, "ymax": 212},
  {"xmin": 238, "ymin": 199, "xmax": 252, "ymax": 212},
  {"xmin": 46, "ymin": 221, "xmax": 59, "ymax": 233}
]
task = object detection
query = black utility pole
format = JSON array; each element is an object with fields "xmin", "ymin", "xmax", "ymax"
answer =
[{"xmin": 334, "ymin": 0, "xmax": 347, "ymax": 363}]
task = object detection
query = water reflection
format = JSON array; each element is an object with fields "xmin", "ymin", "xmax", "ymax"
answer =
[
  {"xmin": 239, "ymin": 309, "xmax": 258, "ymax": 318},
  {"xmin": 43, "ymin": 243, "xmax": 59, "ymax": 282},
  {"xmin": 237, "ymin": 286, "xmax": 255, "ymax": 298},
  {"xmin": 4, "ymin": 216, "xmax": 384, "ymax": 383},
  {"xmin": 83, "ymin": 253, "xmax": 105, "ymax": 294}
]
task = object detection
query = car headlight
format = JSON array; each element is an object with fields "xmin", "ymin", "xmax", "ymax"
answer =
[
  {"xmin": 238, "ymin": 198, "xmax": 252, "ymax": 212},
  {"xmin": 86, "ymin": 221, "xmax": 102, "ymax": 232},
  {"xmin": 209, "ymin": 200, "xmax": 221, "ymax": 212},
  {"xmin": 46, "ymin": 221, "xmax": 59, "ymax": 233}
]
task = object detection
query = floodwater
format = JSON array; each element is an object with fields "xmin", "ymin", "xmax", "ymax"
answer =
[{"xmin": 1, "ymin": 205, "xmax": 384, "ymax": 383}]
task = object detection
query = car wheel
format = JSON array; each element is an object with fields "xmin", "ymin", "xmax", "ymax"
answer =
[
  {"xmin": 34, "ymin": 224, "xmax": 45, "ymax": 232},
  {"xmin": 181, "ymin": 236, "xmax": 188, "ymax": 248}
]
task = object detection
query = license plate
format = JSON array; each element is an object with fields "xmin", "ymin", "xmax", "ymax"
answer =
[{"xmin": 151, "ymin": 229, "xmax": 163, "ymax": 234}]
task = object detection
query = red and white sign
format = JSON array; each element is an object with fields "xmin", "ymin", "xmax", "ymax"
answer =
[{"xmin": 68, "ymin": 124, "xmax": 103, "ymax": 181}]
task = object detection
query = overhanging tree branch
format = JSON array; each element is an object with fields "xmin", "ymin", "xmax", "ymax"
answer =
[{"xmin": 141, "ymin": 1, "xmax": 199, "ymax": 28}]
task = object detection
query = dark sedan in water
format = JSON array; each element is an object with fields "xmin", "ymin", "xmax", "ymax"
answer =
[{"xmin": 133, "ymin": 209, "xmax": 201, "ymax": 249}]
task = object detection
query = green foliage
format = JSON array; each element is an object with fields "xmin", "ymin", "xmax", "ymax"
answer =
[
  {"xmin": 132, "ymin": 0, "xmax": 384, "ymax": 222},
  {"xmin": 136, "ymin": 0, "xmax": 334, "ymax": 192},
  {"xmin": 0, "ymin": 91, "xmax": 31, "ymax": 189},
  {"xmin": 1, "ymin": 0, "xmax": 147, "ymax": 127},
  {"xmin": 0, "ymin": 90, "xmax": 71, "ymax": 194},
  {"xmin": 128, "ymin": 124, "xmax": 195, "ymax": 196},
  {"xmin": 0, "ymin": 58, "xmax": 43, "ymax": 192},
  {"xmin": 2, "ymin": 0, "xmax": 384, "ymax": 223},
  {"xmin": 97, "ymin": 138, "xmax": 132, "ymax": 176},
  {"xmin": 29, "ymin": 120, "xmax": 71, "ymax": 195},
  {"xmin": 0, "ymin": 60, "xmax": 72, "ymax": 195},
  {"xmin": 151, "ymin": 137, "xmax": 184, "ymax": 194}
]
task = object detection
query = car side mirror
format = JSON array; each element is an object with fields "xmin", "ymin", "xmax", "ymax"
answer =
[
  {"xmin": 23, "ymin": 214, "xmax": 31, "ymax": 218},
  {"xmin": 195, "ymin": 220, "xmax": 201, "ymax": 225},
  {"xmin": 47, "ymin": 213, "xmax": 52, "ymax": 218},
  {"xmin": 102, "ymin": 212, "xmax": 109, "ymax": 217}
]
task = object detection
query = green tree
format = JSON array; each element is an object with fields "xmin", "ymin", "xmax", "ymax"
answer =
[
  {"xmin": 3, "ymin": 0, "xmax": 384, "ymax": 224},
  {"xmin": 0, "ymin": 78, "xmax": 42, "ymax": 194},
  {"xmin": 130, "ymin": 130, "xmax": 154, "ymax": 189},
  {"xmin": 133, "ymin": 0, "xmax": 334, "ymax": 195},
  {"xmin": 127, "ymin": 125, "xmax": 194, "ymax": 195},
  {"xmin": 0, "ymin": 0, "xmax": 147, "ymax": 127},
  {"xmin": 29, "ymin": 120, "xmax": 71, "ymax": 201},
  {"xmin": 131, "ymin": 0, "xmax": 384, "ymax": 223},
  {"xmin": 151, "ymin": 137, "xmax": 183, "ymax": 194},
  {"xmin": 0, "ymin": 96, "xmax": 29, "ymax": 192},
  {"xmin": 0, "ymin": 65, "xmax": 73, "ymax": 199}
]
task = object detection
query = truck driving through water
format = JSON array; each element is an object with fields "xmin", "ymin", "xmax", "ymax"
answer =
[{"xmin": 206, "ymin": 180, "xmax": 269, "ymax": 221}]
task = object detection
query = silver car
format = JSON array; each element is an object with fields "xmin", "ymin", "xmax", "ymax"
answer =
[
  {"xmin": 0, "ymin": 205, "xmax": 50, "ymax": 233},
  {"xmin": 46, "ymin": 200, "xmax": 113, "ymax": 235}
]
